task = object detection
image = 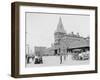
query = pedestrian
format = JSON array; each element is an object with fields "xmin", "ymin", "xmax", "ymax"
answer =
[{"xmin": 60, "ymin": 55, "xmax": 62, "ymax": 64}]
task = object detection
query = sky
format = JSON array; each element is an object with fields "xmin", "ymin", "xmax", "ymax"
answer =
[{"xmin": 25, "ymin": 12, "xmax": 90, "ymax": 52}]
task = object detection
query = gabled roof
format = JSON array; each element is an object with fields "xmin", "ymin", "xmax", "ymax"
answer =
[{"xmin": 55, "ymin": 17, "xmax": 66, "ymax": 33}]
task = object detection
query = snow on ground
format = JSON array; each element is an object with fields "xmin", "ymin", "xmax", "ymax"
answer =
[{"xmin": 26, "ymin": 55, "xmax": 89, "ymax": 67}]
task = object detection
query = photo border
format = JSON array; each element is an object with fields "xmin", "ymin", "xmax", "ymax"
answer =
[{"xmin": 11, "ymin": 2, "xmax": 98, "ymax": 78}]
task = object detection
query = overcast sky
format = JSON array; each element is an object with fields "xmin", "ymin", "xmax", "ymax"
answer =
[{"xmin": 26, "ymin": 12, "xmax": 90, "ymax": 51}]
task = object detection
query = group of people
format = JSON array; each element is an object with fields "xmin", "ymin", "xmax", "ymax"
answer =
[{"xmin": 26, "ymin": 55, "xmax": 43, "ymax": 64}]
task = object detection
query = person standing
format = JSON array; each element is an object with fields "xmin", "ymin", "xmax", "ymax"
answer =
[
  {"xmin": 60, "ymin": 50, "xmax": 63, "ymax": 64},
  {"xmin": 60, "ymin": 55, "xmax": 62, "ymax": 64}
]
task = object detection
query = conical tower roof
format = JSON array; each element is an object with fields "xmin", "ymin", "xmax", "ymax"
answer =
[{"xmin": 55, "ymin": 17, "xmax": 66, "ymax": 33}]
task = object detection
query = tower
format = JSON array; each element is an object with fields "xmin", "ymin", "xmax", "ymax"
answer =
[
  {"xmin": 54, "ymin": 17, "xmax": 66, "ymax": 43},
  {"xmin": 54, "ymin": 17, "xmax": 66, "ymax": 55}
]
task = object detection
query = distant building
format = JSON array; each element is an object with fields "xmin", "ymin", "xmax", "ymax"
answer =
[{"xmin": 34, "ymin": 46, "xmax": 47, "ymax": 56}]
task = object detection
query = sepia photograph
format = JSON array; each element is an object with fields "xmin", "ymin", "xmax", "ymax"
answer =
[{"xmin": 25, "ymin": 12, "xmax": 90, "ymax": 67}]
